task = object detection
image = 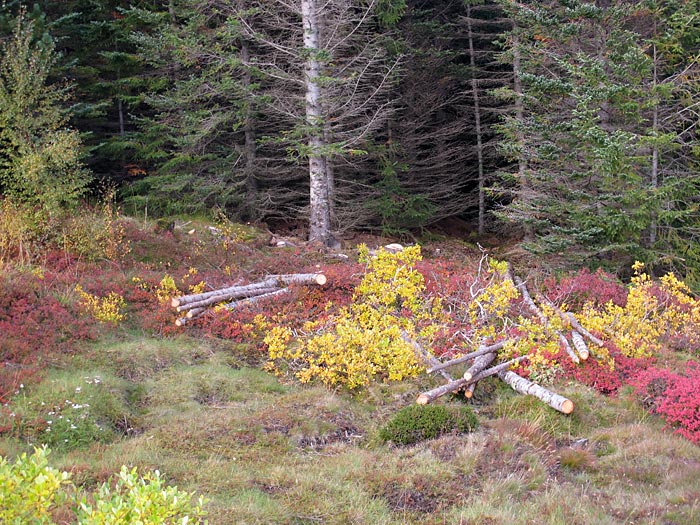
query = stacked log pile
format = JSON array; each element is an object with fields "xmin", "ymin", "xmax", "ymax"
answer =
[
  {"xmin": 171, "ymin": 273, "xmax": 327, "ymax": 326},
  {"xmin": 417, "ymin": 268, "xmax": 603, "ymax": 415}
]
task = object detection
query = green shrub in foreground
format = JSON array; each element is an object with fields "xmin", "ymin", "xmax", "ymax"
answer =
[
  {"xmin": 379, "ymin": 404, "xmax": 479, "ymax": 445},
  {"xmin": 0, "ymin": 447, "xmax": 207, "ymax": 524}
]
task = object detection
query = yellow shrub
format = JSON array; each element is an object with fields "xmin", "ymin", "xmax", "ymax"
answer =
[
  {"xmin": 265, "ymin": 245, "xmax": 440, "ymax": 388},
  {"xmin": 75, "ymin": 285, "xmax": 126, "ymax": 325}
]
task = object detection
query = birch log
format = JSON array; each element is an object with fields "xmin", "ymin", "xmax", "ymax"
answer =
[
  {"xmin": 222, "ymin": 288, "xmax": 290, "ymax": 310},
  {"xmin": 427, "ymin": 340, "xmax": 507, "ymax": 374},
  {"xmin": 177, "ymin": 285, "xmax": 281, "ymax": 312},
  {"xmin": 172, "ymin": 273, "xmax": 326, "ymax": 308},
  {"xmin": 570, "ymin": 330, "xmax": 590, "ymax": 360},
  {"xmin": 416, "ymin": 356, "xmax": 527, "ymax": 405},
  {"xmin": 463, "ymin": 352, "xmax": 496, "ymax": 381},
  {"xmin": 498, "ymin": 370, "xmax": 574, "ymax": 414}
]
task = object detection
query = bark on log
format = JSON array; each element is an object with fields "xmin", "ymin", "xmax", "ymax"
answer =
[
  {"xmin": 570, "ymin": 330, "xmax": 590, "ymax": 360},
  {"xmin": 427, "ymin": 340, "xmax": 507, "ymax": 374},
  {"xmin": 172, "ymin": 278, "xmax": 278, "ymax": 308},
  {"xmin": 222, "ymin": 288, "xmax": 290, "ymax": 310},
  {"xmin": 172, "ymin": 273, "xmax": 326, "ymax": 307},
  {"xmin": 402, "ymin": 332, "xmax": 454, "ymax": 382},
  {"xmin": 416, "ymin": 355, "xmax": 527, "ymax": 405},
  {"xmin": 463, "ymin": 352, "xmax": 496, "ymax": 381},
  {"xmin": 498, "ymin": 370, "xmax": 574, "ymax": 414},
  {"xmin": 566, "ymin": 312, "xmax": 604, "ymax": 347},
  {"xmin": 176, "ymin": 285, "xmax": 281, "ymax": 312},
  {"xmin": 268, "ymin": 273, "xmax": 327, "ymax": 286}
]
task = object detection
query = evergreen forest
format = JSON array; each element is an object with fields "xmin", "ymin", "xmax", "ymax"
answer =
[{"xmin": 2, "ymin": 0, "xmax": 699, "ymax": 282}]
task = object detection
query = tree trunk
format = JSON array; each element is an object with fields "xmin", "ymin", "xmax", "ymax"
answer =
[
  {"xmin": 241, "ymin": 41, "xmax": 258, "ymax": 218},
  {"xmin": 467, "ymin": 4, "xmax": 486, "ymax": 235},
  {"xmin": 499, "ymin": 370, "xmax": 574, "ymax": 414},
  {"xmin": 512, "ymin": 29, "xmax": 532, "ymax": 242},
  {"xmin": 302, "ymin": 0, "xmax": 332, "ymax": 245}
]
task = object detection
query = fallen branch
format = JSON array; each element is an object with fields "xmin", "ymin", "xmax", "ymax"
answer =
[
  {"xmin": 222, "ymin": 288, "xmax": 290, "ymax": 310},
  {"xmin": 512, "ymin": 273, "xmax": 579, "ymax": 363},
  {"xmin": 498, "ymin": 370, "xmax": 574, "ymax": 414},
  {"xmin": 416, "ymin": 355, "xmax": 527, "ymax": 405},
  {"xmin": 402, "ymin": 332, "xmax": 454, "ymax": 382},
  {"xmin": 427, "ymin": 340, "xmax": 507, "ymax": 374},
  {"xmin": 463, "ymin": 352, "xmax": 496, "ymax": 381}
]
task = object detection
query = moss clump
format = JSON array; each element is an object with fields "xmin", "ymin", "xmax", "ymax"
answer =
[{"xmin": 379, "ymin": 404, "xmax": 479, "ymax": 445}]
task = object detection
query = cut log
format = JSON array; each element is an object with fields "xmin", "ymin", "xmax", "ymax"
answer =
[
  {"xmin": 171, "ymin": 273, "xmax": 326, "ymax": 308},
  {"xmin": 427, "ymin": 340, "xmax": 507, "ymax": 374},
  {"xmin": 185, "ymin": 307, "xmax": 207, "ymax": 319},
  {"xmin": 268, "ymin": 273, "xmax": 327, "ymax": 286},
  {"xmin": 402, "ymin": 332, "xmax": 454, "ymax": 382},
  {"xmin": 176, "ymin": 285, "xmax": 280, "ymax": 312},
  {"xmin": 464, "ymin": 382, "xmax": 476, "ymax": 399},
  {"xmin": 559, "ymin": 333, "xmax": 580, "ymax": 364},
  {"xmin": 498, "ymin": 370, "xmax": 574, "ymax": 414},
  {"xmin": 463, "ymin": 352, "xmax": 496, "ymax": 381},
  {"xmin": 566, "ymin": 313, "xmax": 604, "ymax": 347},
  {"xmin": 416, "ymin": 355, "xmax": 527, "ymax": 405},
  {"xmin": 222, "ymin": 288, "xmax": 290, "ymax": 310},
  {"xmin": 172, "ymin": 278, "xmax": 278, "ymax": 308},
  {"xmin": 570, "ymin": 330, "xmax": 590, "ymax": 360}
]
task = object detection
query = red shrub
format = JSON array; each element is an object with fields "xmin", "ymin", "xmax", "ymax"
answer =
[
  {"xmin": 544, "ymin": 268, "xmax": 627, "ymax": 308},
  {"xmin": 630, "ymin": 362, "xmax": 700, "ymax": 444},
  {"xmin": 558, "ymin": 344, "xmax": 653, "ymax": 395},
  {"xmin": 0, "ymin": 272, "xmax": 95, "ymax": 402}
]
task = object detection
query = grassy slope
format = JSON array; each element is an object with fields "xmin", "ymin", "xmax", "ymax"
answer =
[{"xmin": 1, "ymin": 219, "xmax": 699, "ymax": 525}]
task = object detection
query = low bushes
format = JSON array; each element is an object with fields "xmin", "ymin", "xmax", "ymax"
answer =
[
  {"xmin": 0, "ymin": 447, "xmax": 207, "ymax": 524},
  {"xmin": 379, "ymin": 404, "xmax": 479, "ymax": 446}
]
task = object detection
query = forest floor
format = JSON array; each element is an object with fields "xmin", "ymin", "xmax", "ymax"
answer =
[{"xmin": 1, "ymin": 216, "xmax": 699, "ymax": 524}]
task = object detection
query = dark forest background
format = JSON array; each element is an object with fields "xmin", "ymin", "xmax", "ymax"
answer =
[{"xmin": 1, "ymin": 0, "xmax": 699, "ymax": 285}]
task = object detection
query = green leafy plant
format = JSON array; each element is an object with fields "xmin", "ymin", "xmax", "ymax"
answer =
[
  {"xmin": 0, "ymin": 447, "xmax": 71, "ymax": 524},
  {"xmin": 77, "ymin": 465, "xmax": 207, "ymax": 525},
  {"xmin": 379, "ymin": 404, "xmax": 479, "ymax": 446},
  {"xmin": 0, "ymin": 447, "xmax": 208, "ymax": 524}
]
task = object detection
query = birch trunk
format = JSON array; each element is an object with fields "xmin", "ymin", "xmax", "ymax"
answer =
[{"xmin": 302, "ymin": 0, "xmax": 332, "ymax": 245}]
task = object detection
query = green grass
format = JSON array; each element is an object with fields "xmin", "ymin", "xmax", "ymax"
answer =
[{"xmin": 4, "ymin": 334, "xmax": 700, "ymax": 524}]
